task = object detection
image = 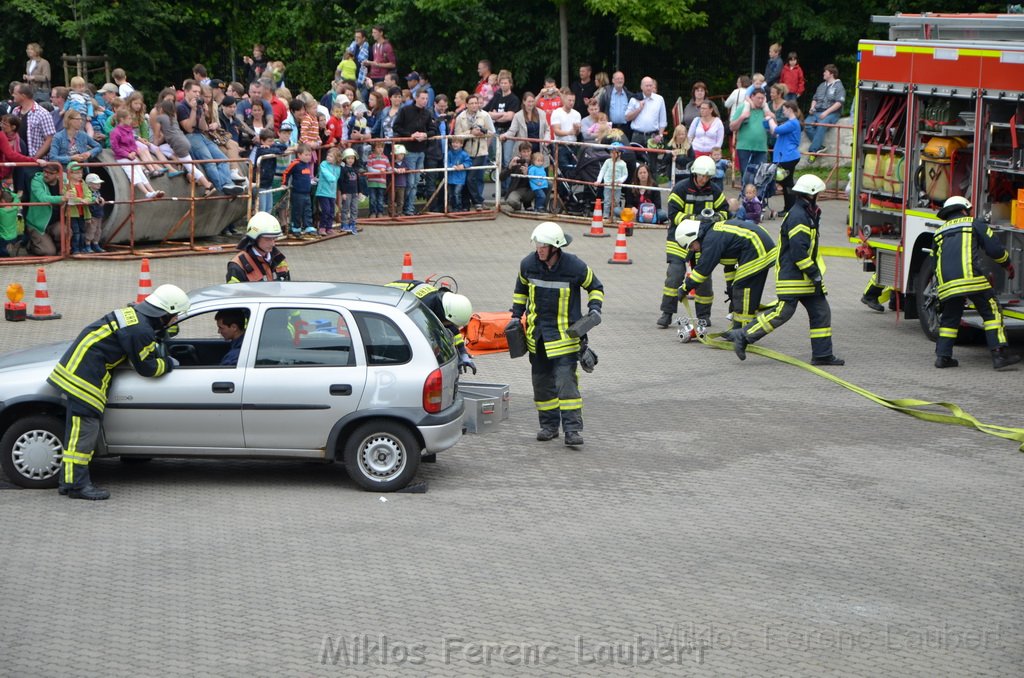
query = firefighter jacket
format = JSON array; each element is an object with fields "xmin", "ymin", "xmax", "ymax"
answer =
[
  {"xmin": 685, "ymin": 219, "xmax": 777, "ymax": 291},
  {"xmin": 775, "ymin": 198, "xmax": 826, "ymax": 297},
  {"xmin": 665, "ymin": 177, "xmax": 728, "ymax": 260},
  {"xmin": 47, "ymin": 305, "xmax": 173, "ymax": 416},
  {"xmin": 226, "ymin": 245, "xmax": 290, "ymax": 283},
  {"xmin": 933, "ymin": 216, "xmax": 1010, "ymax": 301},
  {"xmin": 511, "ymin": 251, "xmax": 604, "ymax": 358},
  {"xmin": 386, "ymin": 280, "xmax": 466, "ymax": 351}
]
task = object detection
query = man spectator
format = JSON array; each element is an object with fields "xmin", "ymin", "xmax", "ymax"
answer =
[
  {"xmin": 348, "ymin": 29, "xmax": 371, "ymax": 74},
  {"xmin": 536, "ymin": 77, "xmax": 562, "ymax": 139},
  {"xmin": 24, "ymin": 163, "xmax": 65, "ymax": 256},
  {"xmin": 730, "ymin": 87, "xmax": 769, "ymax": 182},
  {"xmin": 228, "ymin": 82, "xmax": 246, "ymax": 100},
  {"xmin": 178, "ymin": 79, "xmax": 241, "ymax": 195},
  {"xmin": 550, "ymin": 88, "xmax": 581, "ymax": 176},
  {"xmin": 392, "ymin": 88, "xmax": 435, "ymax": 215},
  {"xmin": 485, "ymin": 74, "xmax": 520, "ymax": 175},
  {"xmin": 805, "ymin": 64, "xmax": 846, "ymax": 157},
  {"xmin": 98, "ymin": 83, "xmax": 120, "ymax": 114},
  {"xmin": 260, "ymin": 78, "xmax": 288, "ymax": 132},
  {"xmin": 502, "ymin": 141, "xmax": 535, "ymax": 211},
  {"xmin": 14, "ymin": 83, "xmax": 55, "ymax": 162},
  {"xmin": 599, "ymin": 71, "xmax": 633, "ymax": 135},
  {"xmin": 475, "ymin": 60, "xmax": 493, "ymax": 96},
  {"xmin": 209, "ymin": 80, "xmax": 227, "ymax": 105},
  {"xmin": 625, "ymin": 76, "xmax": 666, "ymax": 146},
  {"xmin": 423, "ymin": 94, "xmax": 453, "ymax": 211},
  {"xmin": 49, "ymin": 87, "xmax": 68, "ymax": 133},
  {"xmin": 193, "ymin": 64, "xmax": 211, "ymax": 87},
  {"xmin": 242, "ymin": 44, "xmax": 269, "ymax": 84},
  {"xmin": 238, "ymin": 80, "xmax": 274, "ymax": 129},
  {"xmin": 764, "ymin": 44, "xmax": 783, "ymax": 88},
  {"xmin": 454, "ymin": 93, "xmax": 496, "ymax": 211},
  {"xmin": 112, "ymin": 68, "xmax": 135, "ymax": 98},
  {"xmin": 365, "ymin": 25, "xmax": 396, "ymax": 83},
  {"xmin": 570, "ymin": 63, "xmax": 597, "ymax": 118},
  {"xmin": 406, "ymin": 72, "xmax": 435, "ymax": 109}
]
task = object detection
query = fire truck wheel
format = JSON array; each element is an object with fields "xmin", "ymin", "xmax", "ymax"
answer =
[{"xmin": 915, "ymin": 261, "xmax": 940, "ymax": 342}]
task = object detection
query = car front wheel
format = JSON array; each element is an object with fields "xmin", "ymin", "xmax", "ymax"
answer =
[
  {"xmin": 343, "ymin": 419, "xmax": 421, "ymax": 492},
  {"xmin": 0, "ymin": 414, "xmax": 64, "ymax": 489}
]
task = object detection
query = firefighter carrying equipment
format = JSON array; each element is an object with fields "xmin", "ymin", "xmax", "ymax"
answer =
[
  {"xmin": 504, "ymin": 317, "xmax": 527, "ymax": 358},
  {"xmin": 567, "ymin": 309, "xmax": 602, "ymax": 338},
  {"xmin": 932, "ymin": 215, "xmax": 1010, "ymax": 301}
]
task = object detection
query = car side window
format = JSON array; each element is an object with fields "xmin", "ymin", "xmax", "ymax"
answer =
[
  {"xmin": 255, "ymin": 308, "xmax": 354, "ymax": 367},
  {"xmin": 353, "ymin": 312, "xmax": 412, "ymax": 365}
]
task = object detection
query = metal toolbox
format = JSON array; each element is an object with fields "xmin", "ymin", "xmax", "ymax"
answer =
[{"xmin": 459, "ymin": 382, "xmax": 510, "ymax": 434}]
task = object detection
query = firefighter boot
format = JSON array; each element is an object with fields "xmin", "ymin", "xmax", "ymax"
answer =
[
  {"xmin": 536, "ymin": 429, "xmax": 559, "ymax": 441},
  {"xmin": 934, "ymin": 356, "xmax": 959, "ymax": 368},
  {"xmin": 860, "ymin": 295, "xmax": 884, "ymax": 313},
  {"xmin": 992, "ymin": 347, "xmax": 1021, "ymax": 370},
  {"xmin": 811, "ymin": 355, "xmax": 846, "ymax": 366},
  {"xmin": 57, "ymin": 461, "xmax": 71, "ymax": 495},
  {"xmin": 732, "ymin": 329, "xmax": 749, "ymax": 361},
  {"xmin": 67, "ymin": 464, "xmax": 110, "ymax": 501},
  {"xmin": 564, "ymin": 431, "xmax": 584, "ymax": 447},
  {"xmin": 656, "ymin": 313, "xmax": 673, "ymax": 328}
]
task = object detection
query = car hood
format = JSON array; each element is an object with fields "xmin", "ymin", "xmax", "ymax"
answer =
[{"xmin": 0, "ymin": 341, "xmax": 69, "ymax": 372}]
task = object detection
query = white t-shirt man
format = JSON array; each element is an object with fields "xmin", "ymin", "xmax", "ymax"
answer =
[{"xmin": 550, "ymin": 107, "xmax": 581, "ymax": 143}]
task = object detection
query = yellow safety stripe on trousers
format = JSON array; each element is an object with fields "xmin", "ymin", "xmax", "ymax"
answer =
[
  {"xmin": 938, "ymin": 327, "xmax": 958, "ymax": 338},
  {"xmin": 666, "ymin": 241, "xmax": 688, "ymax": 259},
  {"xmin": 559, "ymin": 398, "xmax": 583, "ymax": 410},
  {"xmin": 809, "ymin": 327, "xmax": 832, "ymax": 338},
  {"xmin": 663, "ymin": 286, "xmax": 680, "ymax": 297},
  {"xmin": 985, "ymin": 296, "xmax": 1007, "ymax": 345},
  {"xmin": 695, "ymin": 332, "xmax": 1024, "ymax": 452},
  {"xmin": 693, "ymin": 294, "xmax": 714, "ymax": 305},
  {"xmin": 535, "ymin": 398, "xmax": 558, "ymax": 411}
]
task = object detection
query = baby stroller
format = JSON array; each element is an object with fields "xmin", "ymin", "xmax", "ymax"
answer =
[
  {"xmin": 747, "ymin": 161, "xmax": 781, "ymax": 220},
  {"xmin": 558, "ymin": 144, "xmax": 606, "ymax": 215}
]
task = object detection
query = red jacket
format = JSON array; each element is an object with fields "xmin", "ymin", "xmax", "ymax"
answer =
[
  {"xmin": 0, "ymin": 132, "xmax": 35, "ymax": 180},
  {"xmin": 780, "ymin": 64, "xmax": 805, "ymax": 98}
]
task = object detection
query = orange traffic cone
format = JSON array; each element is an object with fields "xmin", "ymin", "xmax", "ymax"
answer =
[
  {"xmin": 607, "ymin": 223, "xmax": 632, "ymax": 265},
  {"xmin": 27, "ymin": 267, "xmax": 62, "ymax": 320},
  {"xmin": 136, "ymin": 258, "xmax": 153, "ymax": 303},
  {"xmin": 400, "ymin": 252, "xmax": 414, "ymax": 281},
  {"xmin": 585, "ymin": 198, "xmax": 609, "ymax": 237}
]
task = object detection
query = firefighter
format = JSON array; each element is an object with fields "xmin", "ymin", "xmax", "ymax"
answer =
[
  {"xmin": 507, "ymin": 222, "xmax": 604, "ymax": 447},
  {"xmin": 387, "ymin": 279, "xmax": 477, "ymax": 374},
  {"xmin": 931, "ymin": 196, "xmax": 1020, "ymax": 370},
  {"xmin": 226, "ymin": 211, "xmax": 291, "ymax": 283},
  {"xmin": 659, "ymin": 155, "xmax": 728, "ymax": 328},
  {"xmin": 732, "ymin": 174, "xmax": 845, "ymax": 366},
  {"xmin": 860, "ymin": 273, "xmax": 891, "ymax": 313},
  {"xmin": 677, "ymin": 213, "xmax": 777, "ymax": 335},
  {"xmin": 47, "ymin": 284, "xmax": 189, "ymax": 500}
]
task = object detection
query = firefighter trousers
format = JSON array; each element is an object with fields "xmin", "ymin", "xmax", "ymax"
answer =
[
  {"xmin": 59, "ymin": 408, "xmax": 102, "ymax": 492},
  {"xmin": 730, "ymin": 270, "xmax": 771, "ymax": 328},
  {"xmin": 936, "ymin": 291, "xmax": 1006, "ymax": 358},
  {"xmin": 744, "ymin": 293, "xmax": 835, "ymax": 359},
  {"xmin": 661, "ymin": 255, "xmax": 712, "ymax": 321},
  {"xmin": 529, "ymin": 342, "xmax": 582, "ymax": 433}
]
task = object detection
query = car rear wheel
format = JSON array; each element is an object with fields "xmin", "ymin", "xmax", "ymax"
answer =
[
  {"xmin": 343, "ymin": 419, "xmax": 421, "ymax": 492},
  {"xmin": 0, "ymin": 414, "xmax": 64, "ymax": 489}
]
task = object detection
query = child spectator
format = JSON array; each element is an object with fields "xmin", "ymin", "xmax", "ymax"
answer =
[
  {"xmin": 275, "ymin": 121, "xmax": 296, "ymax": 177},
  {"xmin": 390, "ymin": 144, "xmax": 408, "ymax": 218},
  {"xmin": 596, "ymin": 142, "xmax": 628, "ymax": 218},
  {"xmin": 348, "ymin": 100, "xmax": 372, "ymax": 153},
  {"xmin": 316, "ymin": 146, "xmax": 342, "ymax": 235},
  {"xmin": 667, "ymin": 123, "xmax": 691, "ymax": 174},
  {"xmin": 0, "ymin": 186, "xmax": 19, "ymax": 257},
  {"xmin": 296, "ymin": 98, "xmax": 320, "ymax": 149},
  {"xmin": 741, "ymin": 183, "xmax": 763, "ymax": 224},
  {"xmin": 527, "ymin": 152, "xmax": 549, "ymax": 212},
  {"xmin": 83, "ymin": 173, "xmax": 105, "ymax": 253},
  {"xmin": 446, "ymin": 137, "xmax": 472, "ymax": 212},
  {"xmin": 364, "ymin": 140, "xmax": 390, "ymax": 218},
  {"xmin": 325, "ymin": 98, "xmax": 349, "ymax": 146},
  {"xmin": 338, "ymin": 147, "xmax": 363, "ymax": 233},
  {"xmin": 63, "ymin": 161, "xmax": 93, "ymax": 254},
  {"xmin": 252, "ymin": 128, "xmax": 290, "ymax": 213},
  {"xmin": 64, "ymin": 77, "xmax": 97, "ymax": 138},
  {"xmin": 479, "ymin": 73, "xmax": 498, "ymax": 107},
  {"xmin": 110, "ymin": 109, "xmax": 165, "ymax": 200},
  {"xmin": 745, "ymin": 73, "xmax": 767, "ymax": 99},
  {"xmin": 780, "ymin": 52, "xmax": 806, "ymax": 101},
  {"xmin": 336, "ymin": 51, "xmax": 357, "ymax": 84},
  {"xmin": 283, "ymin": 143, "xmax": 316, "ymax": 236},
  {"xmin": 710, "ymin": 146, "xmax": 730, "ymax": 192}
]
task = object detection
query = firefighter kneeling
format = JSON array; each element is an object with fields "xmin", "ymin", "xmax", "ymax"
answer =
[{"xmin": 931, "ymin": 196, "xmax": 1020, "ymax": 370}]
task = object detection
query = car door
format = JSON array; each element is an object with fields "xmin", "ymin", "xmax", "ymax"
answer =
[
  {"xmin": 103, "ymin": 307, "xmax": 249, "ymax": 453},
  {"xmin": 240, "ymin": 304, "xmax": 366, "ymax": 453}
]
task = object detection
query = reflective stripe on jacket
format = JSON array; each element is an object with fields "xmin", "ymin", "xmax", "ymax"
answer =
[{"xmin": 933, "ymin": 216, "xmax": 1009, "ymax": 300}]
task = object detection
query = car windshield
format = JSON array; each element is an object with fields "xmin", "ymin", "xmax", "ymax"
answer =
[{"xmin": 407, "ymin": 304, "xmax": 457, "ymax": 365}]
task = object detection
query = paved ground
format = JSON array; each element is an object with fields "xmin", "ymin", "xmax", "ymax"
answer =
[{"xmin": 1, "ymin": 201, "xmax": 1022, "ymax": 676}]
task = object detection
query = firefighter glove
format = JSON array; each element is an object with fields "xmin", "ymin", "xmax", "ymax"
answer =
[
  {"xmin": 458, "ymin": 352, "xmax": 477, "ymax": 375},
  {"xmin": 811, "ymin": 275, "xmax": 825, "ymax": 296},
  {"xmin": 276, "ymin": 270, "xmax": 291, "ymax": 281},
  {"xmin": 505, "ymin": 318, "xmax": 521, "ymax": 333}
]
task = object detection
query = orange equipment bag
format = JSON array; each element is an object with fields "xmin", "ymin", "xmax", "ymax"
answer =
[{"xmin": 462, "ymin": 311, "xmax": 519, "ymax": 355}]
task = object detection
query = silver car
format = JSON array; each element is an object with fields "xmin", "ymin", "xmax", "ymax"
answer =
[{"xmin": 0, "ymin": 282, "xmax": 465, "ymax": 492}]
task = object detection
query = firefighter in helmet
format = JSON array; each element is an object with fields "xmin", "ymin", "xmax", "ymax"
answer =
[
  {"xmin": 508, "ymin": 221, "xmax": 604, "ymax": 447},
  {"xmin": 387, "ymin": 279, "xmax": 477, "ymax": 374},
  {"xmin": 226, "ymin": 211, "xmax": 291, "ymax": 283},
  {"xmin": 47, "ymin": 284, "xmax": 189, "ymax": 499},
  {"xmin": 660, "ymin": 154, "xmax": 728, "ymax": 328},
  {"xmin": 931, "ymin": 196, "xmax": 1020, "ymax": 370},
  {"xmin": 732, "ymin": 174, "xmax": 845, "ymax": 366}
]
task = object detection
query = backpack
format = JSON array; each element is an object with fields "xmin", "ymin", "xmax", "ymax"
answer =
[{"xmin": 637, "ymin": 202, "xmax": 658, "ymax": 223}]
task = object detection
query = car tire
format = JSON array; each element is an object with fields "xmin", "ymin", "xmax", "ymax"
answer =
[
  {"xmin": 0, "ymin": 414, "xmax": 64, "ymax": 489},
  {"xmin": 343, "ymin": 419, "xmax": 421, "ymax": 492},
  {"xmin": 915, "ymin": 260, "xmax": 940, "ymax": 342}
]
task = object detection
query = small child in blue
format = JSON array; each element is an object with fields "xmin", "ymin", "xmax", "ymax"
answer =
[
  {"xmin": 710, "ymin": 146, "xmax": 730, "ymax": 193},
  {"xmin": 390, "ymin": 145, "xmax": 408, "ymax": 218},
  {"xmin": 338, "ymin": 147, "xmax": 364, "ymax": 234},
  {"xmin": 251, "ymin": 128, "xmax": 291, "ymax": 214},
  {"xmin": 282, "ymin": 143, "xmax": 316, "ymax": 236},
  {"xmin": 527, "ymin": 152, "xmax": 549, "ymax": 212},
  {"xmin": 446, "ymin": 138, "xmax": 472, "ymax": 212},
  {"xmin": 316, "ymin": 147, "xmax": 342, "ymax": 235}
]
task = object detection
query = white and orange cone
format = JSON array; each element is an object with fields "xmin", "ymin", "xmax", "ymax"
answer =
[
  {"xmin": 27, "ymin": 267, "xmax": 62, "ymax": 320},
  {"xmin": 136, "ymin": 258, "xmax": 153, "ymax": 303},
  {"xmin": 585, "ymin": 198, "xmax": 609, "ymax": 237},
  {"xmin": 607, "ymin": 223, "xmax": 632, "ymax": 265},
  {"xmin": 400, "ymin": 252, "xmax": 414, "ymax": 281}
]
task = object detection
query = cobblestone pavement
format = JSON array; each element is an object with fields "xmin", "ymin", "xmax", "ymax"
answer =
[{"xmin": 1, "ymin": 201, "xmax": 1022, "ymax": 676}]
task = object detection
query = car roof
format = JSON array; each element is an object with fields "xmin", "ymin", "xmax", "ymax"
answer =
[{"xmin": 187, "ymin": 282, "xmax": 416, "ymax": 310}]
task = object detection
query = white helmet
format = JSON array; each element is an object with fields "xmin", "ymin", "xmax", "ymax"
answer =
[
  {"xmin": 690, "ymin": 155, "xmax": 716, "ymax": 177},
  {"xmin": 937, "ymin": 195, "xmax": 972, "ymax": 219},
  {"xmin": 440, "ymin": 292, "xmax": 473, "ymax": 328},
  {"xmin": 792, "ymin": 174, "xmax": 826, "ymax": 196},
  {"xmin": 341, "ymin": 147, "xmax": 358, "ymax": 161},
  {"xmin": 531, "ymin": 221, "xmax": 572, "ymax": 248},
  {"xmin": 246, "ymin": 211, "xmax": 283, "ymax": 239},
  {"xmin": 138, "ymin": 284, "xmax": 190, "ymax": 317},
  {"xmin": 675, "ymin": 219, "xmax": 702, "ymax": 249}
]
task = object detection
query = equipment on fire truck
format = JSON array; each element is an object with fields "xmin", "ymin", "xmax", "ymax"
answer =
[{"xmin": 917, "ymin": 136, "xmax": 968, "ymax": 204}]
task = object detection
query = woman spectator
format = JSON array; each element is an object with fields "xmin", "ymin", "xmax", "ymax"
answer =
[
  {"xmin": 249, "ymin": 99, "xmax": 270, "ymax": 137},
  {"xmin": 23, "ymin": 43, "xmax": 52, "ymax": 103},
  {"xmin": 592, "ymin": 71, "xmax": 610, "ymax": 107},
  {"xmin": 49, "ymin": 110, "xmax": 102, "ymax": 166},
  {"xmin": 376, "ymin": 86, "xmax": 404, "ymax": 140},
  {"xmin": 766, "ymin": 100, "xmax": 803, "ymax": 216},
  {"xmin": 681, "ymin": 81, "xmax": 709, "ymax": 131},
  {"xmin": 724, "ymin": 75, "xmax": 752, "ymax": 122},
  {"xmin": 505, "ymin": 92, "xmax": 550, "ymax": 156},
  {"xmin": 616, "ymin": 163, "xmax": 666, "ymax": 224},
  {"xmin": 365, "ymin": 89, "xmax": 385, "ymax": 137},
  {"xmin": 452, "ymin": 90, "xmax": 468, "ymax": 118},
  {"xmin": 151, "ymin": 99, "xmax": 216, "ymax": 195},
  {"xmin": 1, "ymin": 116, "xmax": 44, "ymax": 181},
  {"xmin": 687, "ymin": 101, "xmax": 724, "ymax": 158},
  {"xmin": 766, "ymin": 83, "xmax": 788, "ymax": 150}
]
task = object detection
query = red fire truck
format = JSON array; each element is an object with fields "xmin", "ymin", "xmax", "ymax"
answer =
[{"xmin": 850, "ymin": 13, "xmax": 1024, "ymax": 339}]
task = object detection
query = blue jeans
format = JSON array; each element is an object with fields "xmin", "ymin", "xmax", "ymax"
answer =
[
  {"xmin": 532, "ymin": 188, "xmax": 548, "ymax": 211},
  {"xmin": 368, "ymin": 186, "xmax": 385, "ymax": 216},
  {"xmin": 317, "ymin": 196, "xmax": 335, "ymax": 231},
  {"xmin": 804, "ymin": 111, "xmax": 840, "ymax": 153},
  {"xmin": 468, "ymin": 155, "xmax": 488, "ymax": 207},
  {"xmin": 403, "ymin": 152, "xmax": 425, "ymax": 214},
  {"xmin": 187, "ymin": 133, "xmax": 232, "ymax": 190},
  {"xmin": 291, "ymin": 191, "xmax": 312, "ymax": 231},
  {"xmin": 736, "ymin": 150, "xmax": 766, "ymax": 184},
  {"xmin": 448, "ymin": 183, "xmax": 465, "ymax": 211},
  {"xmin": 602, "ymin": 186, "xmax": 621, "ymax": 216},
  {"xmin": 258, "ymin": 188, "xmax": 274, "ymax": 214}
]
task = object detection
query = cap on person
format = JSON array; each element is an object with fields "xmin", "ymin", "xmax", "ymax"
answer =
[
  {"xmin": 405, "ymin": 72, "xmax": 420, "ymax": 82},
  {"xmin": 210, "ymin": 79, "xmax": 226, "ymax": 90},
  {"xmin": 85, "ymin": 173, "xmax": 104, "ymax": 185},
  {"xmin": 221, "ymin": 95, "xmax": 237, "ymax": 106},
  {"xmin": 100, "ymin": 83, "xmax": 119, "ymax": 94},
  {"xmin": 67, "ymin": 161, "xmax": 82, "ymax": 172},
  {"xmin": 279, "ymin": 121, "xmax": 295, "ymax": 131}
]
